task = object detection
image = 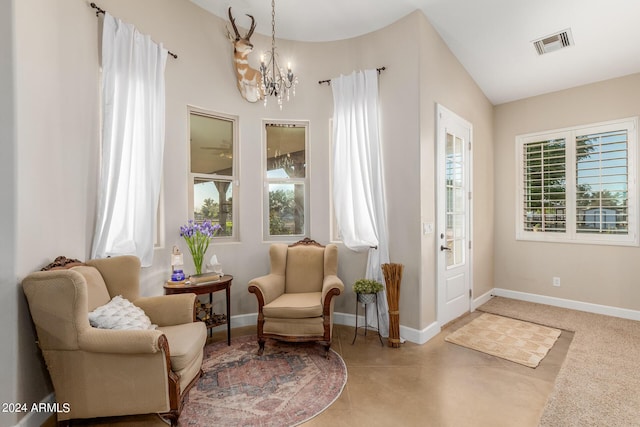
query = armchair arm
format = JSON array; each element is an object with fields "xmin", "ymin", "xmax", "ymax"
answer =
[
  {"xmin": 78, "ymin": 327, "xmax": 165, "ymax": 354},
  {"xmin": 135, "ymin": 294, "xmax": 197, "ymax": 326},
  {"xmin": 248, "ymin": 274, "xmax": 285, "ymax": 307},
  {"xmin": 322, "ymin": 275, "xmax": 344, "ymax": 303}
]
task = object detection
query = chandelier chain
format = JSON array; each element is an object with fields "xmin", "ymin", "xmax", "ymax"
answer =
[
  {"xmin": 271, "ymin": 0, "xmax": 276, "ymax": 50},
  {"xmin": 260, "ymin": 0, "xmax": 298, "ymax": 109}
]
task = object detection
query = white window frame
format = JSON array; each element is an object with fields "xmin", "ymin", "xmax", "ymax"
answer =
[
  {"xmin": 187, "ymin": 107, "xmax": 239, "ymax": 242},
  {"xmin": 516, "ymin": 117, "xmax": 638, "ymax": 246},
  {"xmin": 263, "ymin": 119, "xmax": 310, "ymax": 241},
  {"xmin": 328, "ymin": 118, "xmax": 343, "ymax": 243},
  {"xmin": 154, "ymin": 186, "xmax": 164, "ymax": 248}
]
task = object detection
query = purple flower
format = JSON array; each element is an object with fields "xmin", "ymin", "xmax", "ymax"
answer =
[{"xmin": 179, "ymin": 220, "xmax": 222, "ymax": 275}]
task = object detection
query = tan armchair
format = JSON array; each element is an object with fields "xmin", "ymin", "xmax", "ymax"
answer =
[
  {"xmin": 22, "ymin": 255, "xmax": 206, "ymax": 426},
  {"xmin": 248, "ymin": 238, "xmax": 344, "ymax": 356}
]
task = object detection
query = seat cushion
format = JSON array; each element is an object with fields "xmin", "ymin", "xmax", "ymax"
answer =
[
  {"xmin": 263, "ymin": 292, "xmax": 323, "ymax": 319},
  {"xmin": 157, "ymin": 322, "xmax": 206, "ymax": 371}
]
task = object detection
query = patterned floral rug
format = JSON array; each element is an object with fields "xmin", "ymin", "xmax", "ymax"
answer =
[{"xmin": 179, "ymin": 335, "xmax": 347, "ymax": 426}]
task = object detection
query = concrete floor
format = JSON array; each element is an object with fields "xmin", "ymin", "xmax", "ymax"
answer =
[
  {"xmin": 308, "ymin": 312, "xmax": 572, "ymax": 427},
  {"xmin": 45, "ymin": 311, "xmax": 572, "ymax": 427}
]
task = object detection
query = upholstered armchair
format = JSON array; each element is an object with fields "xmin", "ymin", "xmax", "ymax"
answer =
[
  {"xmin": 22, "ymin": 255, "xmax": 206, "ymax": 426},
  {"xmin": 248, "ymin": 238, "xmax": 344, "ymax": 356}
]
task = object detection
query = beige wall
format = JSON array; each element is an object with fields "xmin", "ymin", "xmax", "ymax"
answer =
[
  {"xmin": 494, "ymin": 72, "xmax": 640, "ymax": 310},
  {"xmin": 1, "ymin": 1, "xmax": 17, "ymax": 425},
  {"xmin": 418, "ymin": 13, "xmax": 495, "ymax": 327},
  {"xmin": 10, "ymin": 0, "xmax": 101, "ymax": 421},
  {"xmin": 6, "ymin": 0, "xmax": 495, "ymax": 417}
]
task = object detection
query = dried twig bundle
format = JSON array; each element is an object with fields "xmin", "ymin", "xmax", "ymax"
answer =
[{"xmin": 382, "ymin": 263, "xmax": 403, "ymax": 348}]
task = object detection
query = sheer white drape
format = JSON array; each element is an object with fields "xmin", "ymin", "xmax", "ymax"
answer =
[
  {"xmin": 91, "ymin": 13, "xmax": 168, "ymax": 267},
  {"xmin": 332, "ymin": 69, "xmax": 390, "ymax": 336}
]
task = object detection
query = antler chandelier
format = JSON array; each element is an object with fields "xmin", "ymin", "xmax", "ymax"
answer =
[{"xmin": 260, "ymin": 0, "xmax": 297, "ymax": 108}]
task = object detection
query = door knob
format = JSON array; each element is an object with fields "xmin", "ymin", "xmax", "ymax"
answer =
[{"xmin": 440, "ymin": 245, "xmax": 451, "ymax": 251}]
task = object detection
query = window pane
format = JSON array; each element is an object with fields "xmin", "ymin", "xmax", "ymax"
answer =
[
  {"xmin": 266, "ymin": 124, "xmax": 306, "ymax": 178},
  {"xmin": 445, "ymin": 132, "xmax": 466, "ymax": 268},
  {"xmin": 576, "ymin": 130, "xmax": 628, "ymax": 235},
  {"xmin": 193, "ymin": 178, "xmax": 233, "ymax": 237},
  {"xmin": 190, "ymin": 113, "xmax": 234, "ymax": 175},
  {"xmin": 268, "ymin": 183, "xmax": 305, "ymax": 236},
  {"xmin": 523, "ymin": 139, "xmax": 566, "ymax": 232}
]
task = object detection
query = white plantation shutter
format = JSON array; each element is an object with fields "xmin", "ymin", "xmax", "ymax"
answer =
[
  {"xmin": 523, "ymin": 138, "xmax": 567, "ymax": 232},
  {"xmin": 517, "ymin": 117, "xmax": 638, "ymax": 246},
  {"xmin": 576, "ymin": 130, "xmax": 629, "ymax": 235}
]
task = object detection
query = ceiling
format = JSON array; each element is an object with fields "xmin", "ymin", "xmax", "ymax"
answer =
[{"xmin": 191, "ymin": 0, "xmax": 640, "ymax": 105}]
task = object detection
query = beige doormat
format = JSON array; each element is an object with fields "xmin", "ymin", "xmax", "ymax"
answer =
[{"xmin": 445, "ymin": 313, "xmax": 561, "ymax": 368}]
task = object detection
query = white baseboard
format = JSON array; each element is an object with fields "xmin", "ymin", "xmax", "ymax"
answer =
[
  {"xmin": 333, "ymin": 311, "xmax": 364, "ymax": 328},
  {"xmin": 472, "ymin": 289, "xmax": 493, "ymax": 311},
  {"xmin": 400, "ymin": 321, "xmax": 440, "ymax": 345},
  {"xmin": 333, "ymin": 311, "xmax": 439, "ymax": 345},
  {"xmin": 205, "ymin": 287, "xmax": 640, "ymax": 348},
  {"xmin": 492, "ymin": 288, "xmax": 640, "ymax": 322},
  {"xmin": 15, "ymin": 393, "xmax": 55, "ymax": 427},
  {"xmin": 216, "ymin": 312, "xmax": 442, "ymax": 346},
  {"xmin": 209, "ymin": 313, "xmax": 257, "ymax": 333}
]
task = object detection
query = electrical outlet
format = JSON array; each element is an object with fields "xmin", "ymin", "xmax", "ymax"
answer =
[{"xmin": 552, "ymin": 277, "xmax": 561, "ymax": 287}]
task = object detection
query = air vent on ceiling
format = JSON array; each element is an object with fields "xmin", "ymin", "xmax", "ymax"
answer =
[{"xmin": 533, "ymin": 29, "xmax": 573, "ymax": 55}]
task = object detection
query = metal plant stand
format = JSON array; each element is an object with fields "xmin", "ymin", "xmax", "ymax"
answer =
[{"xmin": 352, "ymin": 293, "xmax": 384, "ymax": 346}]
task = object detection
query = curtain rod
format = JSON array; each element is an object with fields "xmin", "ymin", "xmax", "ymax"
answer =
[
  {"xmin": 90, "ymin": 2, "xmax": 178, "ymax": 59},
  {"xmin": 318, "ymin": 67, "xmax": 386, "ymax": 86}
]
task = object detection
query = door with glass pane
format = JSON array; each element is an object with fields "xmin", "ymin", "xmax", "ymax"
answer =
[{"xmin": 436, "ymin": 105, "xmax": 472, "ymax": 326}]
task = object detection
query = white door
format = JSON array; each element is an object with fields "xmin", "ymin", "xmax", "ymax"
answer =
[{"xmin": 436, "ymin": 105, "xmax": 472, "ymax": 326}]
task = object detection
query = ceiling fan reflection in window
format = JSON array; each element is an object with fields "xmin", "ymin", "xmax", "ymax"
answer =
[{"xmin": 199, "ymin": 140, "xmax": 233, "ymax": 160}]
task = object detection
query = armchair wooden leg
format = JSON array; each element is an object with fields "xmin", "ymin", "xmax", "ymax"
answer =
[
  {"xmin": 160, "ymin": 412, "xmax": 178, "ymax": 426},
  {"xmin": 321, "ymin": 341, "xmax": 331, "ymax": 359},
  {"xmin": 258, "ymin": 339, "xmax": 265, "ymax": 355}
]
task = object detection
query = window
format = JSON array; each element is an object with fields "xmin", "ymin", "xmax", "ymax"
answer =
[
  {"xmin": 516, "ymin": 117, "xmax": 638, "ymax": 246},
  {"xmin": 188, "ymin": 109, "xmax": 238, "ymax": 239},
  {"xmin": 264, "ymin": 121, "xmax": 309, "ymax": 240}
]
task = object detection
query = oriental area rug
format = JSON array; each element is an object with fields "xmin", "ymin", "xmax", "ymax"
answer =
[
  {"xmin": 445, "ymin": 313, "xmax": 561, "ymax": 368},
  {"xmin": 179, "ymin": 335, "xmax": 347, "ymax": 427}
]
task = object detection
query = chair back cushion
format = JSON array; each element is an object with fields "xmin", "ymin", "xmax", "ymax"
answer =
[
  {"xmin": 285, "ymin": 245, "xmax": 325, "ymax": 293},
  {"xmin": 22, "ymin": 269, "xmax": 92, "ymax": 350},
  {"xmin": 324, "ymin": 244, "xmax": 338, "ymax": 276},
  {"xmin": 86, "ymin": 256, "xmax": 141, "ymax": 302},
  {"xmin": 71, "ymin": 266, "xmax": 111, "ymax": 311}
]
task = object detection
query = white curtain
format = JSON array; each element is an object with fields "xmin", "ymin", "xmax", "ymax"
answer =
[
  {"xmin": 91, "ymin": 13, "xmax": 168, "ymax": 267},
  {"xmin": 332, "ymin": 69, "xmax": 390, "ymax": 336}
]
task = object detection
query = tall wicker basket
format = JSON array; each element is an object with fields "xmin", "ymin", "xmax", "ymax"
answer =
[{"xmin": 382, "ymin": 263, "xmax": 403, "ymax": 348}]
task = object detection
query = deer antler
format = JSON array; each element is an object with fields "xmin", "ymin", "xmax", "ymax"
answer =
[
  {"xmin": 246, "ymin": 14, "xmax": 256, "ymax": 38},
  {"xmin": 228, "ymin": 7, "xmax": 257, "ymax": 40},
  {"xmin": 228, "ymin": 7, "xmax": 240, "ymax": 40}
]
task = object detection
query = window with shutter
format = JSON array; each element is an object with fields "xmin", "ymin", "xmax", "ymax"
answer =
[
  {"xmin": 576, "ymin": 130, "xmax": 629, "ymax": 235},
  {"xmin": 523, "ymin": 138, "xmax": 566, "ymax": 232},
  {"xmin": 516, "ymin": 117, "xmax": 638, "ymax": 246}
]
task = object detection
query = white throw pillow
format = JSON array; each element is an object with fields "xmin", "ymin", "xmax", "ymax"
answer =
[{"xmin": 88, "ymin": 295, "xmax": 157, "ymax": 330}]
